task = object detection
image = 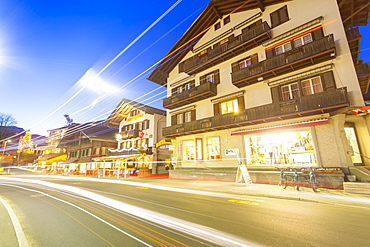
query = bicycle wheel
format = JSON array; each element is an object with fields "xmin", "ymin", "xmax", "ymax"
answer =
[
  {"xmin": 309, "ymin": 175, "xmax": 318, "ymax": 192},
  {"xmin": 293, "ymin": 174, "xmax": 300, "ymax": 190}
]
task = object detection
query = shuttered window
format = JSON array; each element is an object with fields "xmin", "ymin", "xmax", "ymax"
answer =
[
  {"xmin": 171, "ymin": 110, "xmax": 196, "ymax": 125},
  {"xmin": 270, "ymin": 6, "xmax": 289, "ymax": 28}
]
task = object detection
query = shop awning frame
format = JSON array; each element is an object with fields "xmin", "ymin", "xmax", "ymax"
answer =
[{"xmin": 231, "ymin": 118, "xmax": 328, "ymax": 136}]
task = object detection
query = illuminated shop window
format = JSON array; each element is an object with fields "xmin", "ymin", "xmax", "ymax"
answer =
[
  {"xmin": 221, "ymin": 99, "xmax": 238, "ymax": 114},
  {"xmin": 207, "ymin": 137, "xmax": 221, "ymax": 160},
  {"xmin": 183, "ymin": 140, "xmax": 195, "ymax": 161},
  {"xmin": 344, "ymin": 127, "xmax": 362, "ymax": 163},
  {"xmin": 245, "ymin": 130, "xmax": 317, "ymax": 166}
]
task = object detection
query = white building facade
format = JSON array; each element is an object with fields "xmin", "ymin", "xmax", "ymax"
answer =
[{"xmin": 148, "ymin": 0, "xmax": 370, "ymax": 187}]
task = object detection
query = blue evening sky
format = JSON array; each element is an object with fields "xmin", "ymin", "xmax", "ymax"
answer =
[{"xmin": 0, "ymin": 0, "xmax": 369, "ymax": 136}]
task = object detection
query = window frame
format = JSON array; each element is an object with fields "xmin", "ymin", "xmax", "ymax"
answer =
[
  {"xmin": 207, "ymin": 137, "xmax": 221, "ymax": 160},
  {"xmin": 220, "ymin": 98, "xmax": 239, "ymax": 115},
  {"xmin": 281, "ymin": 82, "xmax": 300, "ymax": 101},
  {"xmin": 301, "ymin": 76, "xmax": 323, "ymax": 96}
]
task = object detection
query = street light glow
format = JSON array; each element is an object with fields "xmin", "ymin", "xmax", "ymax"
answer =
[{"xmin": 79, "ymin": 69, "xmax": 117, "ymax": 94}]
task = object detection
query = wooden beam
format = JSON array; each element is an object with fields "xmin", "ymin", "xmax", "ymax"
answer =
[
  {"xmin": 342, "ymin": 2, "xmax": 370, "ymax": 24},
  {"xmin": 256, "ymin": 0, "xmax": 265, "ymax": 12}
]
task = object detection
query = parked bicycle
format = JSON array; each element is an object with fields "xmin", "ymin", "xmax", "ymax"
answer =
[
  {"xmin": 296, "ymin": 167, "xmax": 318, "ymax": 192},
  {"xmin": 279, "ymin": 168, "xmax": 299, "ymax": 190}
]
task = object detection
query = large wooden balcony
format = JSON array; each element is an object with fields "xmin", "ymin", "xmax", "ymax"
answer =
[
  {"xmin": 232, "ymin": 34, "xmax": 336, "ymax": 88},
  {"xmin": 356, "ymin": 61, "xmax": 370, "ymax": 94},
  {"xmin": 163, "ymin": 81, "xmax": 218, "ymax": 109},
  {"xmin": 163, "ymin": 87, "xmax": 348, "ymax": 137},
  {"xmin": 346, "ymin": 27, "xmax": 361, "ymax": 63},
  {"xmin": 179, "ymin": 21, "xmax": 271, "ymax": 75}
]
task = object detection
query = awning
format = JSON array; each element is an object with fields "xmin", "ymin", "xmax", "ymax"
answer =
[
  {"xmin": 92, "ymin": 154, "xmax": 142, "ymax": 161},
  {"xmin": 59, "ymin": 158, "xmax": 78, "ymax": 165},
  {"xmin": 351, "ymin": 106, "xmax": 370, "ymax": 114},
  {"xmin": 231, "ymin": 118, "xmax": 328, "ymax": 136}
]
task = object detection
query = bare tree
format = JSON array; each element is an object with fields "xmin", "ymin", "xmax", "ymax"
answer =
[{"xmin": 0, "ymin": 113, "xmax": 17, "ymax": 141}]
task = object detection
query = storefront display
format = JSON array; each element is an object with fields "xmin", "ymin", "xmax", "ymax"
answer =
[
  {"xmin": 245, "ymin": 130, "xmax": 317, "ymax": 166},
  {"xmin": 344, "ymin": 127, "xmax": 362, "ymax": 163}
]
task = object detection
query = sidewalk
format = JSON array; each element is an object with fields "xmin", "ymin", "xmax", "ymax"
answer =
[{"xmin": 83, "ymin": 175, "xmax": 370, "ymax": 207}]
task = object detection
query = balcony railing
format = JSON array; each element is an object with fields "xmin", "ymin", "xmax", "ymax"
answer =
[
  {"xmin": 119, "ymin": 129, "xmax": 139, "ymax": 140},
  {"xmin": 179, "ymin": 21, "xmax": 271, "ymax": 74},
  {"xmin": 163, "ymin": 81, "xmax": 218, "ymax": 109},
  {"xmin": 356, "ymin": 62, "xmax": 370, "ymax": 94},
  {"xmin": 163, "ymin": 88, "xmax": 348, "ymax": 137},
  {"xmin": 232, "ymin": 34, "xmax": 336, "ymax": 88},
  {"xmin": 346, "ymin": 27, "xmax": 361, "ymax": 41}
]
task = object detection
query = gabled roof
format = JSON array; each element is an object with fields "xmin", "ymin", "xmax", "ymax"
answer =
[
  {"xmin": 58, "ymin": 120, "xmax": 118, "ymax": 145},
  {"xmin": 148, "ymin": 0, "xmax": 370, "ymax": 86},
  {"xmin": 147, "ymin": 0, "xmax": 293, "ymax": 85},
  {"xmin": 107, "ymin": 98, "xmax": 166, "ymax": 126}
]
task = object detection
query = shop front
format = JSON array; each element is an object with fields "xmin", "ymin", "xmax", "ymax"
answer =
[{"xmin": 244, "ymin": 129, "xmax": 317, "ymax": 167}]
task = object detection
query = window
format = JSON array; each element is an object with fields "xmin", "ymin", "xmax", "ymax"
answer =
[
  {"xmin": 184, "ymin": 111, "xmax": 192, "ymax": 123},
  {"xmin": 301, "ymin": 76, "xmax": 323, "ymax": 95},
  {"xmin": 183, "ymin": 140, "xmax": 195, "ymax": 161},
  {"xmin": 223, "ymin": 16, "xmax": 230, "ymax": 25},
  {"xmin": 281, "ymin": 83, "xmax": 300, "ymax": 100},
  {"xmin": 176, "ymin": 114, "xmax": 184, "ymax": 124},
  {"xmin": 206, "ymin": 73, "xmax": 215, "ymax": 83},
  {"xmin": 172, "ymin": 110, "xmax": 195, "ymax": 125},
  {"xmin": 214, "ymin": 22, "xmax": 221, "ymax": 30},
  {"xmin": 270, "ymin": 6, "xmax": 289, "ymax": 28},
  {"xmin": 200, "ymin": 70, "xmax": 220, "ymax": 84},
  {"xmin": 293, "ymin": 33, "xmax": 313, "ymax": 48},
  {"xmin": 207, "ymin": 137, "xmax": 221, "ymax": 160},
  {"xmin": 172, "ymin": 80, "xmax": 195, "ymax": 95},
  {"xmin": 275, "ymin": 41, "xmax": 292, "ymax": 55},
  {"xmin": 239, "ymin": 58, "xmax": 252, "ymax": 69},
  {"xmin": 221, "ymin": 99, "xmax": 239, "ymax": 114}
]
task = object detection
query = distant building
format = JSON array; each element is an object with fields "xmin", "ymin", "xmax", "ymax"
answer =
[
  {"xmin": 148, "ymin": 0, "xmax": 370, "ymax": 186},
  {"xmin": 96, "ymin": 98, "xmax": 169, "ymax": 175}
]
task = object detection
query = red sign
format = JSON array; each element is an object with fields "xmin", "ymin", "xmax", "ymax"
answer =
[{"xmin": 138, "ymin": 130, "xmax": 144, "ymax": 139}]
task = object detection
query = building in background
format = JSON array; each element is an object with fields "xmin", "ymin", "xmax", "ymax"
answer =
[
  {"xmin": 148, "ymin": 0, "xmax": 370, "ymax": 187},
  {"xmin": 95, "ymin": 98, "xmax": 169, "ymax": 176}
]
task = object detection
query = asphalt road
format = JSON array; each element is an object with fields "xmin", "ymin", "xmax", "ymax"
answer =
[{"xmin": 0, "ymin": 175, "xmax": 369, "ymax": 247}]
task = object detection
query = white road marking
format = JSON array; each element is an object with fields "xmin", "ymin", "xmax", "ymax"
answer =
[{"xmin": 0, "ymin": 196, "xmax": 30, "ymax": 247}]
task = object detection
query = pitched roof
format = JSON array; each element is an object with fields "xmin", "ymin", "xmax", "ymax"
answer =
[
  {"xmin": 147, "ymin": 0, "xmax": 370, "ymax": 86},
  {"xmin": 147, "ymin": 0, "xmax": 293, "ymax": 85},
  {"xmin": 107, "ymin": 98, "xmax": 166, "ymax": 126}
]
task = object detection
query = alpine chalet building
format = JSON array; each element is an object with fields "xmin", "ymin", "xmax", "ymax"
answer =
[{"xmin": 148, "ymin": 0, "xmax": 370, "ymax": 187}]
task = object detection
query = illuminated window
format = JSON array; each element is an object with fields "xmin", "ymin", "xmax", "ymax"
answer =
[
  {"xmin": 184, "ymin": 111, "xmax": 192, "ymax": 123},
  {"xmin": 214, "ymin": 22, "xmax": 221, "ymax": 30},
  {"xmin": 183, "ymin": 140, "xmax": 195, "ymax": 161},
  {"xmin": 221, "ymin": 99, "xmax": 238, "ymax": 114},
  {"xmin": 281, "ymin": 83, "xmax": 300, "ymax": 100},
  {"xmin": 301, "ymin": 76, "xmax": 323, "ymax": 95},
  {"xmin": 275, "ymin": 41, "xmax": 292, "ymax": 55},
  {"xmin": 218, "ymin": 37, "xmax": 229, "ymax": 45},
  {"xmin": 293, "ymin": 33, "xmax": 313, "ymax": 48},
  {"xmin": 223, "ymin": 16, "xmax": 231, "ymax": 25},
  {"xmin": 206, "ymin": 73, "xmax": 215, "ymax": 83},
  {"xmin": 207, "ymin": 137, "xmax": 221, "ymax": 160},
  {"xmin": 239, "ymin": 58, "xmax": 252, "ymax": 69}
]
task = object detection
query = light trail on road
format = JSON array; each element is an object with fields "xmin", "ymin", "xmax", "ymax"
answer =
[{"xmin": 1, "ymin": 177, "xmax": 259, "ymax": 247}]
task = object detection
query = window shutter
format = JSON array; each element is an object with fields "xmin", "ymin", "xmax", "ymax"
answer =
[
  {"xmin": 271, "ymin": 86, "xmax": 281, "ymax": 103},
  {"xmin": 251, "ymin": 53, "xmax": 258, "ymax": 65},
  {"xmin": 171, "ymin": 115, "xmax": 177, "ymax": 125},
  {"xmin": 231, "ymin": 62, "xmax": 239, "ymax": 72},
  {"xmin": 199, "ymin": 75, "xmax": 206, "ymax": 85},
  {"xmin": 213, "ymin": 103, "xmax": 220, "ymax": 116},
  {"xmin": 214, "ymin": 70, "xmax": 220, "ymax": 84},
  {"xmin": 321, "ymin": 71, "xmax": 336, "ymax": 90},
  {"xmin": 266, "ymin": 48, "xmax": 274, "ymax": 59},
  {"xmin": 270, "ymin": 11, "xmax": 279, "ymax": 28},
  {"xmin": 237, "ymin": 96, "xmax": 245, "ymax": 112},
  {"xmin": 191, "ymin": 110, "xmax": 196, "ymax": 121},
  {"xmin": 280, "ymin": 6, "xmax": 289, "ymax": 23},
  {"xmin": 312, "ymin": 27, "xmax": 324, "ymax": 40}
]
